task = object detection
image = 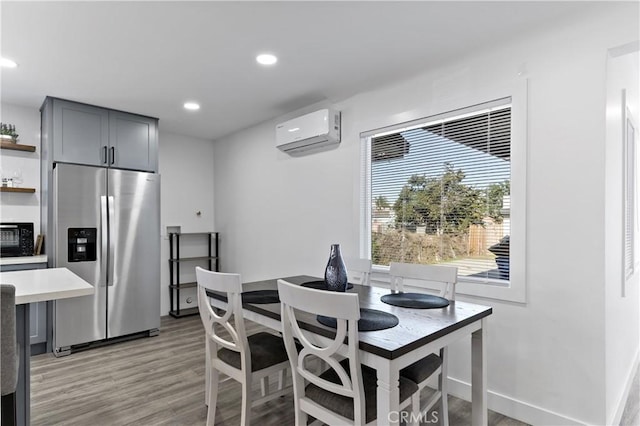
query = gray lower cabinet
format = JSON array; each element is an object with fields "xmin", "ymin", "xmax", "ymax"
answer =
[
  {"xmin": 0, "ymin": 262, "xmax": 48, "ymax": 354},
  {"xmin": 42, "ymin": 97, "xmax": 158, "ymax": 172}
]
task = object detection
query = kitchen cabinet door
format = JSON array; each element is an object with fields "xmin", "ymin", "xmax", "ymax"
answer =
[
  {"xmin": 109, "ymin": 111, "xmax": 158, "ymax": 172},
  {"xmin": 52, "ymin": 99, "xmax": 109, "ymax": 167}
]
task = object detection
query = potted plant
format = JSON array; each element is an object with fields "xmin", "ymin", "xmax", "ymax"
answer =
[{"xmin": 0, "ymin": 123, "xmax": 19, "ymax": 143}]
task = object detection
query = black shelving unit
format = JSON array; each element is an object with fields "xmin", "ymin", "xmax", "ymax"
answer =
[{"xmin": 168, "ymin": 232, "xmax": 219, "ymax": 318}]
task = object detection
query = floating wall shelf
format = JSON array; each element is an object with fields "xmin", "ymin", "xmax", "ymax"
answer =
[
  {"xmin": 0, "ymin": 187, "xmax": 36, "ymax": 193},
  {"xmin": 0, "ymin": 142, "xmax": 36, "ymax": 152}
]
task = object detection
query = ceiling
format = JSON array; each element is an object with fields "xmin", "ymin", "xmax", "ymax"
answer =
[{"xmin": 1, "ymin": 1, "xmax": 598, "ymax": 141}]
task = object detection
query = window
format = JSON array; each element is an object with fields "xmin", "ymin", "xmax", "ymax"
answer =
[{"xmin": 364, "ymin": 98, "xmax": 513, "ymax": 284}]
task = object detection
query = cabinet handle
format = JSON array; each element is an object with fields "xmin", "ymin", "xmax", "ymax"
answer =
[
  {"xmin": 109, "ymin": 147, "xmax": 115, "ymax": 165},
  {"xmin": 103, "ymin": 146, "xmax": 108, "ymax": 164}
]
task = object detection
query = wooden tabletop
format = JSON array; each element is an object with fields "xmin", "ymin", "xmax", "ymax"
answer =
[{"xmin": 207, "ymin": 275, "xmax": 492, "ymax": 360}]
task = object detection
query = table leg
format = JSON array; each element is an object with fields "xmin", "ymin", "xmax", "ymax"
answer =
[
  {"xmin": 376, "ymin": 362, "xmax": 400, "ymax": 425},
  {"xmin": 15, "ymin": 303, "xmax": 30, "ymax": 426},
  {"xmin": 471, "ymin": 318, "xmax": 487, "ymax": 426}
]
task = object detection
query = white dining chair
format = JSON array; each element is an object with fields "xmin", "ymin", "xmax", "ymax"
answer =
[
  {"xmin": 345, "ymin": 257, "xmax": 372, "ymax": 286},
  {"xmin": 389, "ymin": 262, "xmax": 458, "ymax": 426},
  {"xmin": 277, "ymin": 279, "xmax": 420, "ymax": 426},
  {"xmin": 196, "ymin": 267, "xmax": 290, "ymax": 426}
]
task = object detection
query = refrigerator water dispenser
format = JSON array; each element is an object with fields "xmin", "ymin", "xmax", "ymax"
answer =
[{"xmin": 68, "ymin": 228, "xmax": 97, "ymax": 262}]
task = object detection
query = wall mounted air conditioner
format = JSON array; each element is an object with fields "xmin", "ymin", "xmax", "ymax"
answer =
[{"xmin": 276, "ymin": 108, "xmax": 341, "ymax": 155}]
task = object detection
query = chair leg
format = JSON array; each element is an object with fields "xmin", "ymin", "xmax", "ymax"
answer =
[
  {"xmin": 260, "ymin": 376, "xmax": 269, "ymax": 397},
  {"xmin": 277, "ymin": 369, "xmax": 285, "ymax": 391},
  {"xmin": 440, "ymin": 381, "xmax": 449, "ymax": 426},
  {"xmin": 409, "ymin": 391, "xmax": 421, "ymax": 426},
  {"xmin": 206, "ymin": 368, "xmax": 219, "ymax": 426},
  {"xmin": 241, "ymin": 380, "xmax": 252, "ymax": 426},
  {"xmin": 292, "ymin": 374, "xmax": 307, "ymax": 426},
  {"xmin": 294, "ymin": 407, "xmax": 308, "ymax": 426},
  {"xmin": 205, "ymin": 340, "xmax": 210, "ymax": 405}
]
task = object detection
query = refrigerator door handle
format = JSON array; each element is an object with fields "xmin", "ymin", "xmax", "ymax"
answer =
[
  {"xmin": 102, "ymin": 146, "xmax": 108, "ymax": 164},
  {"xmin": 108, "ymin": 195, "xmax": 116, "ymax": 287},
  {"xmin": 100, "ymin": 195, "xmax": 109, "ymax": 288}
]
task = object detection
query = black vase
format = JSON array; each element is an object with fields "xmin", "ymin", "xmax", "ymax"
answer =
[{"xmin": 324, "ymin": 244, "xmax": 348, "ymax": 292}]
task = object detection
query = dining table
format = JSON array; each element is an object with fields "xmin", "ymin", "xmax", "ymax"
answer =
[{"xmin": 205, "ymin": 275, "xmax": 493, "ymax": 426}]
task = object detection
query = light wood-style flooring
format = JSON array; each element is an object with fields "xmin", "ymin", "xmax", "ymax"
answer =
[
  {"xmin": 31, "ymin": 315, "xmax": 528, "ymax": 425},
  {"xmin": 621, "ymin": 364, "xmax": 639, "ymax": 426}
]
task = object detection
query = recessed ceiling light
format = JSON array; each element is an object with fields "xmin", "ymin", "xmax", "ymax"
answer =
[
  {"xmin": 184, "ymin": 102, "xmax": 200, "ymax": 111},
  {"xmin": 1, "ymin": 57, "xmax": 18, "ymax": 68},
  {"xmin": 256, "ymin": 54, "xmax": 277, "ymax": 66}
]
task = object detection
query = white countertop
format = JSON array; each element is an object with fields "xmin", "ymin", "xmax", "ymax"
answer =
[
  {"xmin": 0, "ymin": 267, "xmax": 94, "ymax": 304},
  {"xmin": 0, "ymin": 255, "xmax": 48, "ymax": 266}
]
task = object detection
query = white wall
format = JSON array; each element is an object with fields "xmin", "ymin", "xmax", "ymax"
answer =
[
  {"xmin": 158, "ymin": 131, "xmax": 215, "ymax": 315},
  {"xmin": 605, "ymin": 46, "xmax": 640, "ymax": 424},
  {"xmin": 0, "ymin": 103, "xmax": 42, "ymax": 231},
  {"xmin": 212, "ymin": 4, "xmax": 639, "ymax": 425}
]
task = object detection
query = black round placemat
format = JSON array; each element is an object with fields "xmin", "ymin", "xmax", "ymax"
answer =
[
  {"xmin": 380, "ymin": 293, "xmax": 449, "ymax": 309},
  {"xmin": 301, "ymin": 280, "xmax": 354, "ymax": 290},
  {"xmin": 241, "ymin": 290, "xmax": 280, "ymax": 304},
  {"xmin": 317, "ymin": 308, "xmax": 398, "ymax": 331}
]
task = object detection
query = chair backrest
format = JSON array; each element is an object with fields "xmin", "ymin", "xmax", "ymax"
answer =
[
  {"xmin": 345, "ymin": 257, "xmax": 372, "ymax": 286},
  {"xmin": 1, "ymin": 284, "xmax": 18, "ymax": 396},
  {"xmin": 389, "ymin": 262, "xmax": 458, "ymax": 300},
  {"xmin": 277, "ymin": 279, "xmax": 366, "ymax": 424},
  {"xmin": 196, "ymin": 267, "xmax": 250, "ymax": 369}
]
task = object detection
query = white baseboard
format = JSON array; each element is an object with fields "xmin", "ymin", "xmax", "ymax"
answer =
[
  {"xmin": 444, "ymin": 350, "xmax": 640, "ymax": 425},
  {"xmin": 611, "ymin": 351, "xmax": 640, "ymax": 426},
  {"xmin": 446, "ymin": 377, "xmax": 588, "ymax": 425}
]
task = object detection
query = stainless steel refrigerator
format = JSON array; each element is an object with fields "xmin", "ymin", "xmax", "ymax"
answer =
[{"xmin": 51, "ymin": 163, "xmax": 160, "ymax": 356}]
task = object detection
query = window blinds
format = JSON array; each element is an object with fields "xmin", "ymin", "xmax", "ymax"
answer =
[{"xmin": 370, "ymin": 102, "xmax": 512, "ymax": 281}]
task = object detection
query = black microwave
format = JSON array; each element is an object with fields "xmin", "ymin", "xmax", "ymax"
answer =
[{"xmin": 0, "ymin": 222, "xmax": 34, "ymax": 257}]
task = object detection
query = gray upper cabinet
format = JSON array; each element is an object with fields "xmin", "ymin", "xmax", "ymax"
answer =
[
  {"xmin": 44, "ymin": 97, "xmax": 158, "ymax": 172},
  {"xmin": 52, "ymin": 99, "xmax": 109, "ymax": 167},
  {"xmin": 109, "ymin": 111, "xmax": 158, "ymax": 172}
]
